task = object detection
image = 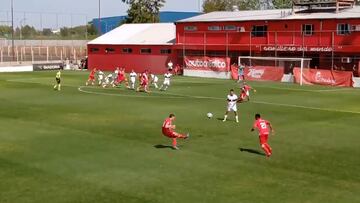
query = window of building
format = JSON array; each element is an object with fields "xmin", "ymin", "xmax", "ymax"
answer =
[
  {"xmin": 160, "ymin": 49, "xmax": 172, "ymax": 54},
  {"xmin": 140, "ymin": 48, "xmax": 152, "ymax": 54},
  {"xmin": 90, "ymin": 48, "xmax": 99, "ymax": 53},
  {"xmin": 208, "ymin": 26, "xmax": 222, "ymax": 31},
  {"xmin": 302, "ymin": 24, "xmax": 314, "ymax": 36},
  {"xmin": 251, "ymin": 25, "xmax": 267, "ymax": 37},
  {"xmin": 184, "ymin": 26, "xmax": 197, "ymax": 31},
  {"xmin": 224, "ymin": 25, "xmax": 237, "ymax": 31},
  {"xmin": 122, "ymin": 48, "xmax": 133, "ymax": 53},
  {"xmin": 337, "ymin": 24, "xmax": 351, "ymax": 35},
  {"xmin": 105, "ymin": 48, "xmax": 115, "ymax": 53}
]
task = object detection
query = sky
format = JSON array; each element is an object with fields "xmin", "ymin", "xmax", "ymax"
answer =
[{"xmin": 0, "ymin": 0, "xmax": 203, "ymax": 29}]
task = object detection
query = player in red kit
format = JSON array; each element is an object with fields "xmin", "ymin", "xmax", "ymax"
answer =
[
  {"xmin": 251, "ymin": 114, "xmax": 274, "ymax": 157},
  {"xmin": 115, "ymin": 68, "xmax": 129, "ymax": 88},
  {"xmin": 162, "ymin": 114, "xmax": 189, "ymax": 150},
  {"xmin": 137, "ymin": 70, "xmax": 150, "ymax": 93},
  {"xmin": 239, "ymin": 82, "xmax": 256, "ymax": 102},
  {"xmin": 86, "ymin": 68, "xmax": 97, "ymax": 86}
]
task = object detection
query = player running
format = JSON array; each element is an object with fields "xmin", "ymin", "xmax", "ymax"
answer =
[
  {"xmin": 97, "ymin": 70, "xmax": 105, "ymax": 86},
  {"xmin": 115, "ymin": 68, "xmax": 129, "ymax": 88},
  {"xmin": 53, "ymin": 70, "xmax": 61, "ymax": 91},
  {"xmin": 159, "ymin": 71, "xmax": 172, "ymax": 91},
  {"xmin": 162, "ymin": 114, "xmax": 189, "ymax": 150},
  {"xmin": 86, "ymin": 68, "xmax": 97, "ymax": 86},
  {"xmin": 129, "ymin": 70, "xmax": 137, "ymax": 89},
  {"xmin": 251, "ymin": 113, "xmax": 274, "ymax": 157},
  {"xmin": 150, "ymin": 73, "xmax": 159, "ymax": 89},
  {"xmin": 239, "ymin": 82, "xmax": 256, "ymax": 102},
  {"xmin": 223, "ymin": 89, "xmax": 239, "ymax": 123},
  {"xmin": 137, "ymin": 70, "xmax": 149, "ymax": 92}
]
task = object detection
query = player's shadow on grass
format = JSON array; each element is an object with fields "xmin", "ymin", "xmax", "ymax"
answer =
[
  {"xmin": 154, "ymin": 144, "xmax": 174, "ymax": 149},
  {"xmin": 239, "ymin": 148, "xmax": 265, "ymax": 156}
]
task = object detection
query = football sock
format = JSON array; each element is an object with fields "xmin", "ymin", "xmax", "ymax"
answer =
[
  {"xmin": 261, "ymin": 144, "xmax": 271, "ymax": 156},
  {"xmin": 172, "ymin": 138, "xmax": 177, "ymax": 147},
  {"xmin": 223, "ymin": 115, "xmax": 228, "ymax": 121},
  {"xmin": 235, "ymin": 116, "xmax": 239, "ymax": 122}
]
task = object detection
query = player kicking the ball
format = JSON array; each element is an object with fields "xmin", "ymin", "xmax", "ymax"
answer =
[
  {"xmin": 162, "ymin": 114, "xmax": 189, "ymax": 150},
  {"xmin": 239, "ymin": 82, "xmax": 256, "ymax": 102},
  {"xmin": 251, "ymin": 113, "xmax": 274, "ymax": 157},
  {"xmin": 53, "ymin": 70, "xmax": 61, "ymax": 91},
  {"xmin": 223, "ymin": 89, "xmax": 239, "ymax": 123}
]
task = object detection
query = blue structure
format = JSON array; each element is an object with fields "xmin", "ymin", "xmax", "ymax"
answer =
[{"xmin": 92, "ymin": 11, "xmax": 201, "ymax": 34}]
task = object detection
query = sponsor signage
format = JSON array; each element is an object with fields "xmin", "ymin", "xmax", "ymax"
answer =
[
  {"xmin": 241, "ymin": 66, "xmax": 284, "ymax": 81},
  {"xmin": 184, "ymin": 56, "xmax": 230, "ymax": 72},
  {"xmin": 33, "ymin": 62, "xmax": 63, "ymax": 71},
  {"xmin": 293, "ymin": 68, "xmax": 353, "ymax": 87},
  {"xmin": 263, "ymin": 46, "xmax": 333, "ymax": 52}
]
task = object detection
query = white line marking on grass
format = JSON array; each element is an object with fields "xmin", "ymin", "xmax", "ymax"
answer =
[{"xmin": 79, "ymin": 87, "xmax": 360, "ymax": 115}]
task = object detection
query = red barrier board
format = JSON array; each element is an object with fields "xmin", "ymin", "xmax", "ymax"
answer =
[{"xmin": 293, "ymin": 68, "xmax": 353, "ymax": 87}]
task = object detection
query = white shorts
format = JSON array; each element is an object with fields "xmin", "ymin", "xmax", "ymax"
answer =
[
  {"xmin": 163, "ymin": 79, "xmax": 170, "ymax": 85},
  {"xmin": 246, "ymin": 91, "xmax": 249, "ymax": 97},
  {"xmin": 153, "ymin": 78, "xmax": 158, "ymax": 83},
  {"xmin": 130, "ymin": 78, "xmax": 136, "ymax": 83},
  {"xmin": 227, "ymin": 103, "xmax": 237, "ymax": 112}
]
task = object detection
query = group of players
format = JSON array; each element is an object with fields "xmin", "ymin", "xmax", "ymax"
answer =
[
  {"xmin": 85, "ymin": 67, "xmax": 173, "ymax": 92},
  {"xmin": 162, "ymin": 79, "xmax": 275, "ymax": 157},
  {"xmin": 56, "ymin": 67, "xmax": 275, "ymax": 157}
]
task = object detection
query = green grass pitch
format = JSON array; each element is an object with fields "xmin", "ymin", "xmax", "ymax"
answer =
[{"xmin": 0, "ymin": 71, "xmax": 359, "ymax": 203}]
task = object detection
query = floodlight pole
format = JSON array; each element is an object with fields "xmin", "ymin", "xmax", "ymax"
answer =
[
  {"xmin": 98, "ymin": 0, "xmax": 102, "ymax": 35},
  {"xmin": 11, "ymin": 0, "xmax": 15, "ymax": 61}
]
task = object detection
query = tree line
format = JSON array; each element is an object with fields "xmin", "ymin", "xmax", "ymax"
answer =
[{"xmin": 0, "ymin": 24, "xmax": 98, "ymax": 40}]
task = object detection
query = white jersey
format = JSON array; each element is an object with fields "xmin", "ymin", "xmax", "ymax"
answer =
[
  {"xmin": 97, "ymin": 71, "xmax": 104, "ymax": 79},
  {"xmin": 151, "ymin": 74, "xmax": 158, "ymax": 83},
  {"xmin": 130, "ymin": 72, "xmax": 137, "ymax": 82},
  {"xmin": 227, "ymin": 94, "xmax": 238, "ymax": 112},
  {"xmin": 163, "ymin": 73, "xmax": 172, "ymax": 85}
]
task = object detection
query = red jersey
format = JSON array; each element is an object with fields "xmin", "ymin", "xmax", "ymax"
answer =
[
  {"xmin": 162, "ymin": 118, "xmax": 172, "ymax": 132},
  {"xmin": 89, "ymin": 69, "xmax": 96, "ymax": 77},
  {"xmin": 253, "ymin": 119, "xmax": 270, "ymax": 135},
  {"xmin": 243, "ymin": 85, "xmax": 252, "ymax": 92}
]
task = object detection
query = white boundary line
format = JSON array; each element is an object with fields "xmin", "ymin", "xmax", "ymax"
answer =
[
  {"xmin": 79, "ymin": 86, "xmax": 360, "ymax": 115},
  {"xmin": 5, "ymin": 78, "xmax": 360, "ymax": 115}
]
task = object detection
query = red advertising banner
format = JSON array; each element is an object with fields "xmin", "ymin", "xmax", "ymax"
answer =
[
  {"xmin": 243, "ymin": 66, "xmax": 284, "ymax": 81},
  {"xmin": 293, "ymin": 68, "xmax": 353, "ymax": 87},
  {"xmin": 184, "ymin": 56, "xmax": 230, "ymax": 72}
]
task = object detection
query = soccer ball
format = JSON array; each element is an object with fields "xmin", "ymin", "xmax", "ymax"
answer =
[{"xmin": 207, "ymin": 112, "xmax": 213, "ymax": 119}]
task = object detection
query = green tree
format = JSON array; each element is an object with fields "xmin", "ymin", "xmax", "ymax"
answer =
[
  {"xmin": 202, "ymin": 0, "xmax": 228, "ymax": 13},
  {"xmin": 273, "ymin": 0, "xmax": 292, "ymax": 9},
  {"xmin": 21, "ymin": 25, "xmax": 37, "ymax": 38},
  {"xmin": 121, "ymin": 0, "xmax": 165, "ymax": 23},
  {"xmin": 0, "ymin": 25, "xmax": 12, "ymax": 38},
  {"xmin": 60, "ymin": 27, "xmax": 70, "ymax": 37}
]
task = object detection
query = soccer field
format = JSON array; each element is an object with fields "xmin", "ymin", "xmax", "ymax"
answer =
[{"xmin": 0, "ymin": 71, "xmax": 359, "ymax": 203}]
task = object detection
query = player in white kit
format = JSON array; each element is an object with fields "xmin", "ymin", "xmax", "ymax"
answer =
[
  {"xmin": 97, "ymin": 70, "xmax": 105, "ymax": 86},
  {"xmin": 150, "ymin": 73, "xmax": 159, "ymax": 89},
  {"xmin": 223, "ymin": 89, "xmax": 239, "ymax": 123},
  {"xmin": 129, "ymin": 70, "xmax": 137, "ymax": 89},
  {"xmin": 102, "ymin": 73, "xmax": 116, "ymax": 88},
  {"xmin": 159, "ymin": 71, "xmax": 172, "ymax": 91}
]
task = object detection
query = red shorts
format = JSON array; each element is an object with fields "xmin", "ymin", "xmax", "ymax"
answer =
[
  {"xmin": 116, "ymin": 76, "xmax": 125, "ymax": 83},
  {"xmin": 162, "ymin": 129, "xmax": 177, "ymax": 138},
  {"xmin": 141, "ymin": 81, "xmax": 148, "ymax": 87},
  {"xmin": 88, "ymin": 75, "xmax": 95, "ymax": 80},
  {"xmin": 259, "ymin": 134, "xmax": 269, "ymax": 145}
]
